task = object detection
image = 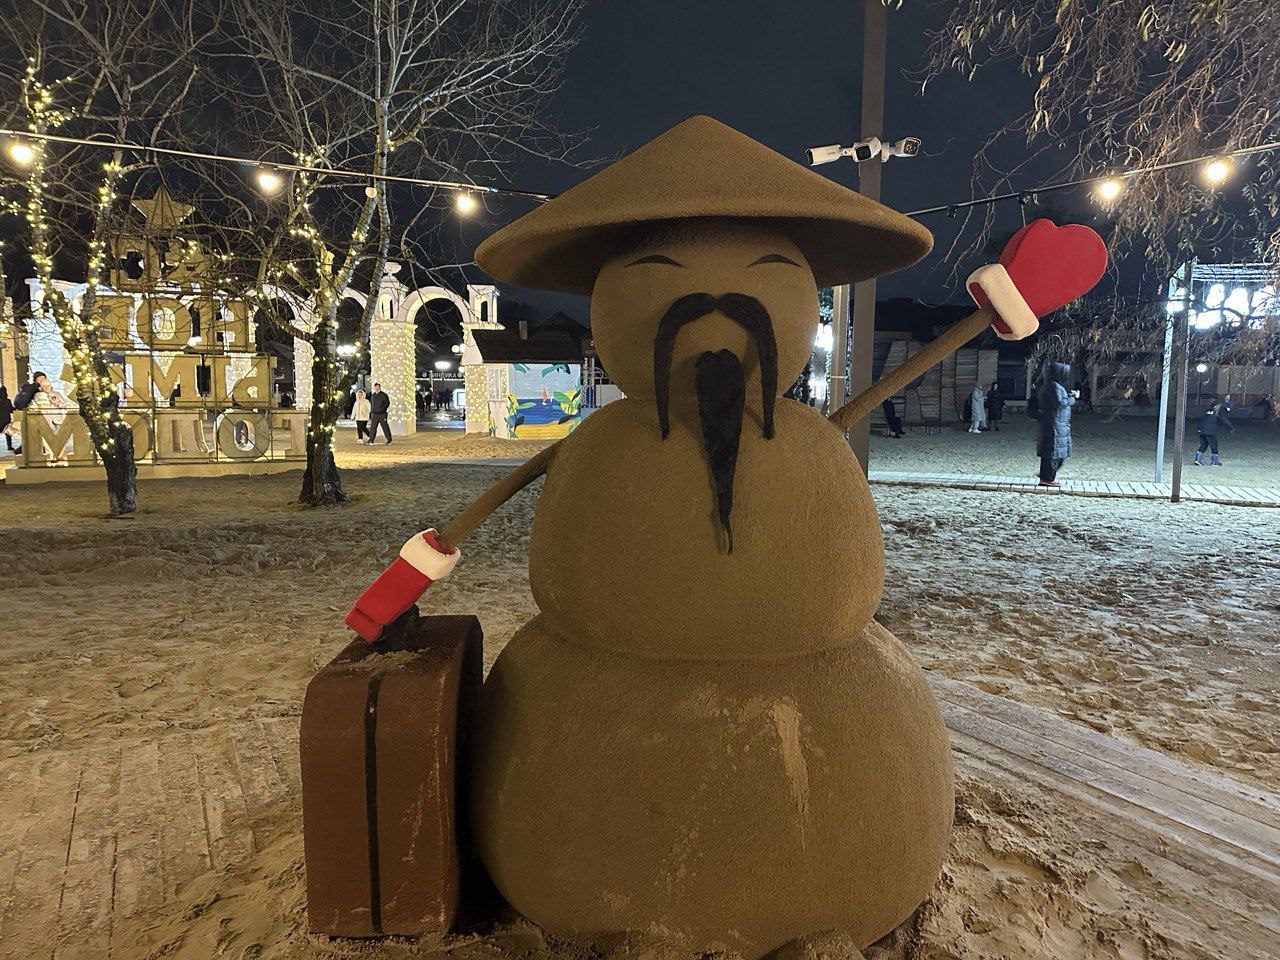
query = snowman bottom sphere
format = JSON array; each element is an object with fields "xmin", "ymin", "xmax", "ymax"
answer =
[{"xmin": 470, "ymin": 615, "xmax": 954, "ymax": 958}]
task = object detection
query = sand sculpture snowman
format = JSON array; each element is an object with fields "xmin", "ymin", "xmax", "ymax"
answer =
[{"xmin": 346, "ymin": 117, "xmax": 1106, "ymax": 958}]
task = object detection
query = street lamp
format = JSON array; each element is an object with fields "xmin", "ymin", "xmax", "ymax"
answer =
[
  {"xmin": 433, "ymin": 360, "xmax": 452, "ymax": 371},
  {"xmin": 455, "ymin": 192, "xmax": 477, "ymax": 214}
]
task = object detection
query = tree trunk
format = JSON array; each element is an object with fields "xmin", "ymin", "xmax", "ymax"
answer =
[
  {"xmin": 102, "ymin": 419, "xmax": 138, "ymax": 517},
  {"xmin": 298, "ymin": 323, "xmax": 348, "ymax": 506},
  {"xmin": 300, "ymin": 427, "xmax": 346, "ymax": 506}
]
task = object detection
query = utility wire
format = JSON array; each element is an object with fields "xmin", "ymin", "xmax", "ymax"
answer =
[{"xmin": 0, "ymin": 128, "xmax": 555, "ymax": 200}]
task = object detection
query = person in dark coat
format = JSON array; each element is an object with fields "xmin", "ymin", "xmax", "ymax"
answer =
[
  {"xmin": 368, "ymin": 382, "xmax": 393, "ymax": 444},
  {"xmin": 985, "ymin": 381, "xmax": 1006, "ymax": 431},
  {"xmin": 0, "ymin": 386, "xmax": 13, "ymax": 451},
  {"xmin": 881, "ymin": 397, "xmax": 905, "ymax": 438},
  {"xmin": 1194, "ymin": 401, "xmax": 1233, "ymax": 466},
  {"xmin": 1036, "ymin": 361, "xmax": 1076, "ymax": 487}
]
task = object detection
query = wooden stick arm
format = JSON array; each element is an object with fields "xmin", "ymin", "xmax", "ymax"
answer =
[
  {"xmin": 828, "ymin": 307, "xmax": 996, "ymax": 433},
  {"xmin": 437, "ymin": 442, "xmax": 558, "ymax": 551}
]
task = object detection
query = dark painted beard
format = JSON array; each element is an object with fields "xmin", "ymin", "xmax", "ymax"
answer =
[
  {"xmin": 650, "ymin": 292, "xmax": 780, "ymax": 554},
  {"xmin": 694, "ymin": 350, "xmax": 746, "ymax": 554}
]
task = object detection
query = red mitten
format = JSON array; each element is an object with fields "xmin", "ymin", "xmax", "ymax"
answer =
[
  {"xmin": 967, "ymin": 219, "xmax": 1108, "ymax": 340},
  {"xmin": 344, "ymin": 529, "xmax": 460, "ymax": 642}
]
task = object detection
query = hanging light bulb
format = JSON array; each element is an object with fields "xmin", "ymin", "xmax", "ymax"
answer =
[
  {"xmin": 1095, "ymin": 177, "xmax": 1124, "ymax": 203},
  {"xmin": 455, "ymin": 191, "xmax": 477, "ymax": 214},
  {"xmin": 255, "ymin": 166, "xmax": 285, "ymax": 196},
  {"xmin": 7, "ymin": 140, "xmax": 37, "ymax": 167},
  {"xmin": 1202, "ymin": 157, "xmax": 1233, "ymax": 186}
]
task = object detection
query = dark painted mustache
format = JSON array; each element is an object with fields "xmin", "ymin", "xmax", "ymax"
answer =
[{"xmin": 651, "ymin": 292, "xmax": 778, "ymax": 441}]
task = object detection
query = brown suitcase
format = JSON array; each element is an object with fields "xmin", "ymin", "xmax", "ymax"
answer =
[{"xmin": 301, "ymin": 612, "xmax": 482, "ymax": 937}]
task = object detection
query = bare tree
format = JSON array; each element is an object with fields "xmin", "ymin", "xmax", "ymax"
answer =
[
  {"xmin": 0, "ymin": 0, "xmax": 206, "ymax": 516},
  {"xmin": 207, "ymin": 0, "xmax": 583, "ymax": 506},
  {"xmin": 921, "ymin": 0, "xmax": 1280, "ymax": 271},
  {"xmin": 922, "ymin": 0, "xmax": 1280, "ymax": 426}
]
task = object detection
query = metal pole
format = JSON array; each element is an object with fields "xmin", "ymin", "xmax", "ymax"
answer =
[
  {"xmin": 1153, "ymin": 277, "xmax": 1177, "ymax": 483},
  {"xmin": 845, "ymin": 0, "xmax": 889, "ymax": 470},
  {"xmin": 1170, "ymin": 261, "xmax": 1194, "ymax": 503},
  {"xmin": 829, "ymin": 284, "xmax": 850, "ymax": 417}
]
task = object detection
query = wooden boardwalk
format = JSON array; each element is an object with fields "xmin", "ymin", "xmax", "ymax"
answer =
[
  {"xmin": 871, "ymin": 469, "xmax": 1280, "ymax": 507},
  {"xmin": 2, "ymin": 682, "xmax": 1278, "ymax": 958}
]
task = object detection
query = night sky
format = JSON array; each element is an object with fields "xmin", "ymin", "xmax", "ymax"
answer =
[{"xmin": 451, "ymin": 0, "xmax": 1090, "ymax": 326}]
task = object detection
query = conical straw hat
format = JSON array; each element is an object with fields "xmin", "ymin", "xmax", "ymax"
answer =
[{"xmin": 475, "ymin": 115, "xmax": 933, "ymax": 295}]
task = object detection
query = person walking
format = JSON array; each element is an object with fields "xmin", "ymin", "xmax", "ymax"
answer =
[
  {"xmin": 1193, "ymin": 400, "xmax": 1233, "ymax": 466},
  {"xmin": 0, "ymin": 386, "xmax": 13, "ymax": 451},
  {"xmin": 368, "ymin": 382, "xmax": 392, "ymax": 444},
  {"xmin": 1036, "ymin": 361, "xmax": 1076, "ymax": 487},
  {"xmin": 968, "ymin": 384, "xmax": 987, "ymax": 433},
  {"xmin": 985, "ymin": 381, "xmax": 1006, "ymax": 432},
  {"xmin": 881, "ymin": 397, "xmax": 905, "ymax": 438},
  {"xmin": 352, "ymin": 389, "xmax": 372, "ymax": 443}
]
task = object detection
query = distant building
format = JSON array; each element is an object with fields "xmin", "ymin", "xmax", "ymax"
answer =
[{"xmin": 468, "ymin": 314, "xmax": 589, "ymax": 438}]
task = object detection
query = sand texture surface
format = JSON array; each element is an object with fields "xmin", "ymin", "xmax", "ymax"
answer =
[{"xmin": 1, "ymin": 427, "xmax": 1277, "ymax": 959}]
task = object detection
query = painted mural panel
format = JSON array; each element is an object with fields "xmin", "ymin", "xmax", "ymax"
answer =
[{"xmin": 504, "ymin": 363, "xmax": 583, "ymax": 439}]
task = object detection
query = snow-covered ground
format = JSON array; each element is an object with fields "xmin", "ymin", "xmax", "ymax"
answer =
[{"xmin": 1, "ymin": 427, "xmax": 1277, "ymax": 959}]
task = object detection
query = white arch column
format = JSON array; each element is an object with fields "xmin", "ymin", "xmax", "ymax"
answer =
[
  {"xmin": 371, "ymin": 263, "xmax": 416, "ymax": 436},
  {"xmin": 462, "ymin": 284, "xmax": 501, "ymax": 434},
  {"xmin": 397, "ymin": 281, "xmax": 501, "ymax": 435}
]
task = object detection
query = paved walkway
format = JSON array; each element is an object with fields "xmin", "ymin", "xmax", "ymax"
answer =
[
  {"xmin": 870, "ymin": 470, "xmax": 1280, "ymax": 507},
  {"xmin": 2, "ymin": 677, "xmax": 1279, "ymax": 958}
]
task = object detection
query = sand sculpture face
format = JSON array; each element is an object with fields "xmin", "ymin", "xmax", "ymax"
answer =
[
  {"xmin": 590, "ymin": 218, "xmax": 819, "ymax": 403},
  {"xmin": 590, "ymin": 218, "xmax": 821, "ymax": 551}
]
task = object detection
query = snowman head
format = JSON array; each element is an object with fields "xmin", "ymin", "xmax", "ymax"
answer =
[
  {"xmin": 590, "ymin": 218, "xmax": 820, "ymax": 551},
  {"xmin": 589, "ymin": 218, "xmax": 819, "ymax": 409}
]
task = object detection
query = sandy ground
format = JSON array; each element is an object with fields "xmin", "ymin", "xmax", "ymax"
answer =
[
  {"xmin": 2, "ymin": 425, "xmax": 1277, "ymax": 959},
  {"xmin": 870, "ymin": 412, "xmax": 1280, "ymax": 487}
]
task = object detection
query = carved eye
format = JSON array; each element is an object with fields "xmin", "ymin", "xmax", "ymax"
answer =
[
  {"xmin": 627, "ymin": 254, "xmax": 684, "ymax": 267},
  {"xmin": 749, "ymin": 253, "xmax": 801, "ymax": 267}
]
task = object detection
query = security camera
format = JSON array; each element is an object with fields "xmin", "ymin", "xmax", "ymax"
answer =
[
  {"xmin": 807, "ymin": 137, "xmax": 884, "ymax": 166},
  {"xmin": 806, "ymin": 144, "xmax": 845, "ymax": 166},
  {"xmin": 849, "ymin": 137, "xmax": 882, "ymax": 163},
  {"xmin": 884, "ymin": 137, "xmax": 921, "ymax": 159}
]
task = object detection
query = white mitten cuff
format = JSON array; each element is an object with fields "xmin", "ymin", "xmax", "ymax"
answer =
[
  {"xmin": 398, "ymin": 529, "xmax": 460, "ymax": 581},
  {"xmin": 967, "ymin": 263, "xmax": 1039, "ymax": 341}
]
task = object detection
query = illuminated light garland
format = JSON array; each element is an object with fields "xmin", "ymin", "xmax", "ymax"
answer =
[
  {"xmin": 905, "ymin": 138, "xmax": 1280, "ymax": 218},
  {"xmin": 0, "ymin": 127, "xmax": 552, "ymax": 202}
]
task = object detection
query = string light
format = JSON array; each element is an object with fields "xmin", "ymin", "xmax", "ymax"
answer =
[
  {"xmin": 0, "ymin": 127, "xmax": 553, "ymax": 202},
  {"xmin": 255, "ymin": 166, "xmax": 285, "ymax": 196},
  {"xmin": 1202, "ymin": 157, "xmax": 1233, "ymax": 186},
  {"xmin": 1095, "ymin": 177, "xmax": 1125, "ymax": 203},
  {"xmin": 455, "ymin": 191, "xmax": 477, "ymax": 214},
  {"xmin": 905, "ymin": 138, "xmax": 1280, "ymax": 219},
  {"xmin": 7, "ymin": 139, "xmax": 36, "ymax": 166}
]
